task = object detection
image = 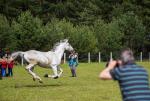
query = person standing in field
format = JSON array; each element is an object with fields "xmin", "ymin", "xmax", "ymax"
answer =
[
  {"xmin": 68, "ymin": 51, "xmax": 78, "ymax": 77},
  {"xmin": 7, "ymin": 55, "xmax": 14, "ymax": 76},
  {"xmin": 0, "ymin": 56, "xmax": 7, "ymax": 77},
  {"xmin": 99, "ymin": 48, "xmax": 150, "ymax": 101},
  {"xmin": 0, "ymin": 58, "xmax": 2, "ymax": 80}
]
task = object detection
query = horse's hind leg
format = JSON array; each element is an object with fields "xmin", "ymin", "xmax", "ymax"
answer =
[
  {"xmin": 57, "ymin": 66, "xmax": 63, "ymax": 77},
  {"xmin": 25, "ymin": 64, "xmax": 43, "ymax": 83}
]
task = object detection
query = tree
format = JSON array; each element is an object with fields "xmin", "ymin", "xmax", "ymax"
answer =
[
  {"xmin": 93, "ymin": 19, "xmax": 123, "ymax": 60},
  {"xmin": 12, "ymin": 11, "xmax": 44, "ymax": 51},
  {"xmin": 73, "ymin": 25, "xmax": 98, "ymax": 53},
  {"xmin": 44, "ymin": 18, "xmax": 98, "ymax": 53},
  {"xmin": 0, "ymin": 14, "xmax": 13, "ymax": 49},
  {"xmin": 114, "ymin": 12, "xmax": 146, "ymax": 52}
]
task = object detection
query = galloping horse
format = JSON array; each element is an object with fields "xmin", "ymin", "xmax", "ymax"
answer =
[{"xmin": 11, "ymin": 39, "xmax": 74, "ymax": 83}]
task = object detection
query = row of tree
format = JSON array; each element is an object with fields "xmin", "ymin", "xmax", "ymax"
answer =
[{"xmin": 0, "ymin": 0, "xmax": 149, "ymax": 60}]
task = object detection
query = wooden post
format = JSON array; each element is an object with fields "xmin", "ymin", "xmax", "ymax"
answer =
[
  {"xmin": 110, "ymin": 52, "xmax": 113, "ymax": 61},
  {"xmin": 64, "ymin": 53, "xmax": 66, "ymax": 63},
  {"xmin": 140, "ymin": 52, "xmax": 142, "ymax": 62},
  {"xmin": 99, "ymin": 52, "xmax": 101, "ymax": 63},
  {"xmin": 88, "ymin": 52, "xmax": 91, "ymax": 63},
  {"xmin": 149, "ymin": 52, "xmax": 150, "ymax": 62},
  {"xmin": 21, "ymin": 57, "xmax": 24, "ymax": 66}
]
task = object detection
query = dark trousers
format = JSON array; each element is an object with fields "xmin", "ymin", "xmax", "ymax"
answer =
[
  {"xmin": 0, "ymin": 66, "xmax": 2, "ymax": 80},
  {"xmin": 70, "ymin": 66, "xmax": 77, "ymax": 77},
  {"xmin": 8, "ymin": 68, "xmax": 13, "ymax": 76}
]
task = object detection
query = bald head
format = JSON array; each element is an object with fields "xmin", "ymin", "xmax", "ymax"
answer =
[{"xmin": 120, "ymin": 48, "xmax": 135, "ymax": 64}]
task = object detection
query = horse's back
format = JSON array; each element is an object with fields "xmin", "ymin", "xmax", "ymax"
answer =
[
  {"xmin": 26, "ymin": 50, "xmax": 45, "ymax": 54},
  {"xmin": 23, "ymin": 50, "xmax": 56, "ymax": 67}
]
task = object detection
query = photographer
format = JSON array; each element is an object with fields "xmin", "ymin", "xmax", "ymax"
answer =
[
  {"xmin": 68, "ymin": 51, "xmax": 78, "ymax": 77},
  {"xmin": 99, "ymin": 48, "xmax": 150, "ymax": 101}
]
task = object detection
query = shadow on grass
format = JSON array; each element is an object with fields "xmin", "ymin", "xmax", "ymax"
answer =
[{"xmin": 14, "ymin": 84, "xmax": 63, "ymax": 88}]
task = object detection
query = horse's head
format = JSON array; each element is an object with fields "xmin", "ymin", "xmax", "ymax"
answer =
[{"xmin": 61, "ymin": 39, "xmax": 74, "ymax": 52}]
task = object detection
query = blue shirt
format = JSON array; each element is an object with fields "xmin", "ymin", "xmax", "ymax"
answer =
[
  {"xmin": 110, "ymin": 63, "xmax": 150, "ymax": 101},
  {"xmin": 68, "ymin": 55, "xmax": 78, "ymax": 67}
]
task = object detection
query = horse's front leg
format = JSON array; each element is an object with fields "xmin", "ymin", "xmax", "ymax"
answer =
[
  {"xmin": 25, "ymin": 64, "xmax": 43, "ymax": 83},
  {"xmin": 44, "ymin": 65, "xmax": 58, "ymax": 79},
  {"xmin": 57, "ymin": 66, "xmax": 63, "ymax": 77}
]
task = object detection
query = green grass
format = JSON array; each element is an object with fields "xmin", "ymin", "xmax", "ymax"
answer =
[{"xmin": 0, "ymin": 62, "xmax": 150, "ymax": 101}]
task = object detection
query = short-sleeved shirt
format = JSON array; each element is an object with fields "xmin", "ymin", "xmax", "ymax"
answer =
[
  {"xmin": 0, "ymin": 60, "xmax": 7, "ymax": 68},
  {"xmin": 8, "ymin": 61, "xmax": 14, "ymax": 68},
  {"xmin": 110, "ymin": 63, "xmax": 150, "ymax": 101},
  {"xmin": 68, "ymin": 54, "xmax": 78, "ymax": 67}
]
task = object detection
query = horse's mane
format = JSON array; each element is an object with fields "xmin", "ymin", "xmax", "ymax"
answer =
[
  {"xmin": 51, "ymin": 39, "xmax": 68, "ymax": 51},
  {"xmin": 51, "ymin": 42, "xmax": 60, "ymax": 51}
]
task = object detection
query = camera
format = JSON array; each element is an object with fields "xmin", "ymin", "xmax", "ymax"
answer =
[{"xmin": 105, "ymin": 60, "xmax": 120, "ymax": 68}]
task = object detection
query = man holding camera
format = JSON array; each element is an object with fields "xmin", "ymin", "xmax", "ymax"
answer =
[{"xmin": 99, "ymin": 49, "xmax": 150, "ymax": 101}]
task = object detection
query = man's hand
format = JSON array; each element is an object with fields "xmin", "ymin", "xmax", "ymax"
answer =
[
  {"xmin": 99, "ymin": 60, "xmax": 117, "ymax": 80},
  {"xmin": 107, "ymin": 60, "xmax": 117, "ymax": 69}
]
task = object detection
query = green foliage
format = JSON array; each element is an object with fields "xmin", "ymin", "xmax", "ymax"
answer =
[
  {"xmin": 44, "ymin": 19, "xmax": 98, "ymax": 53},
  {"xmin": 0, "ymin": 14, "xmax": 13, "ymax": 49},
  {"xmin": 0, "ymin": 0, "xmax": 149, "ymax": 59},
  {"xmin": 93, "ymin": 19, "xmax": 123, "ymax": 59},
  {"xmin": 10, "ymin": 12, "xmax": 98, "ymax": 53},
  {"xmin": 114, "ymin": 12, "xmax": 146, "ymax": 52},
  {"xmin": 73, "ymin": 25, "xmax": 98, "ymax": 53},
  {"xmin": 12, "ymin": 11, "xmax": 44, "ymax": 51},
  {"xmin": 93, "ymin": 19, "xmax": 123, "ymax": 52}
]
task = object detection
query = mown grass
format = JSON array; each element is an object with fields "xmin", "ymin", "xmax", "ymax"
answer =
[{"xmin": 0, "ymin": 62, "xmax": 149, "ymax": 101}]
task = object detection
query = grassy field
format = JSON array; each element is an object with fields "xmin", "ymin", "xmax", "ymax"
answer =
[{"xmin": 0, "ymin": 62, "xmax": 150, "ymax": 101}]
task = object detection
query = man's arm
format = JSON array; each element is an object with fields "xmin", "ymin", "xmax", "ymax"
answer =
[{"xmin": 99, "ymin": 61, "xmax": 117, "ymax": 80}]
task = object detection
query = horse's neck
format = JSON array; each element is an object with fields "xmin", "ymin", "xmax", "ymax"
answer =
[{"xmin": 54, "ymin": 47, "xmax": 65, "ymax": 61}]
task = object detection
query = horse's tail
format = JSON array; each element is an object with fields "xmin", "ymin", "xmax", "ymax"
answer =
[{"xmin": 11, "ymin": 51, "xmax": 25, "ymax": 60}]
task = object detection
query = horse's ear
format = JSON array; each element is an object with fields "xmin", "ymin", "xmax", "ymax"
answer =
[
  {"xmin": 63, "ymin": 39, "xmax": 68, "ymax": 43},
  {"xmin": 60, "ymin": 39, "xmax": 68, "ymax": 43},
  {"xmin": 65, "ymin": 39, "xmax": 68, "ymax": 42},
  {"xmin": 60, "ymin": 40, "xmax": 63, "ymax": 42}
]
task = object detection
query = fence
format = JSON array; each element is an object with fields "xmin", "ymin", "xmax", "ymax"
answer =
[
  {"xmin": 21, "ymin": 52, "xmax": 150, "ymax": 66},
  {"xmin": 62, "ymin": 52, "xmax": 150, "ymax": 63}
]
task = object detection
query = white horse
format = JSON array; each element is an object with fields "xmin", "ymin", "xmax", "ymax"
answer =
[{"xmin": 11, "ymin": 39, "xmax": 74, "ymax": 83}]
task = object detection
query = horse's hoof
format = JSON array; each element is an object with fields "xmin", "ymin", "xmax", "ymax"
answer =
[
  {"xmin": 33, "ymin": 78, "xmax": 36, "ymax": 81},
  {"xmin": 44, "ymin": 74, "xmax": 48, "ymax": 78},
  {"xmin": 39, "ymin": 80, "xmax": 43, "ymax": 83},
  {"xmin": 53, "ymin": 76, "xmax": 59, "ymax": 79}
]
